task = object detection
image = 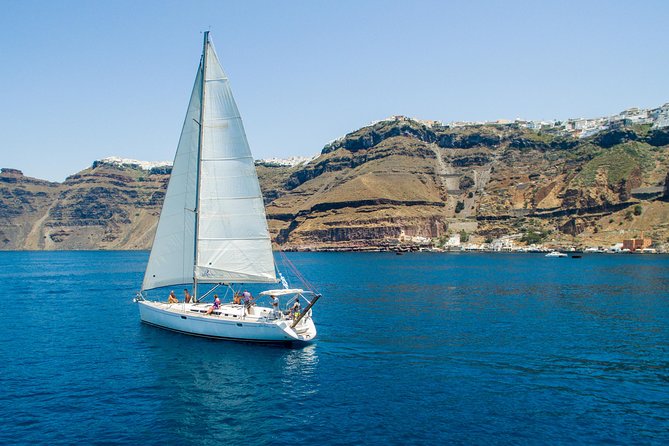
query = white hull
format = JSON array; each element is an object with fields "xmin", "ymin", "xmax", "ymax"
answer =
[{"xmin": 137, "ymin": 300, "xmax": 316, "ymax": 343}]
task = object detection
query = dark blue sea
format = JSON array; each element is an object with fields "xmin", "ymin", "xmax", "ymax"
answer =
[{"xmin": 0, "ymin": 251, "xmax": 668, "ymax": 445}]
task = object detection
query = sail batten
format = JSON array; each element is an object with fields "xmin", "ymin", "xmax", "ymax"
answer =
[
  {"xmin": 199, "ymin": 237, "xmax": 273, "ymax": 241},
  {"xmin": 142, "ymin": 34, "xmax": 276, "ymax": 291},
  {"xmin": 201, "ymin": 156, "xmax": 254, "ymax": 161}
]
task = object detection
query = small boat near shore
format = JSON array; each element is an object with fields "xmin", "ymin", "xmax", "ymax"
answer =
[{"xmin": 545, "ymin": 251, "xmax": 568, "ymax": 258}]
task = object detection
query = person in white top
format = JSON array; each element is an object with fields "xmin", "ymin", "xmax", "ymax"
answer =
[{"xmin": 270, "ymin": 295, "xmax": 280, "ymax": 319}]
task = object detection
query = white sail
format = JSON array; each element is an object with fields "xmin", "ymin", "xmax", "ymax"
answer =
[
  {"xmin": 142, "ymin": 35, "xmax": 276, "ymax": 291},
  {"xmin": 194, "ymin": 41, "xmax": 277, "ymax": 284},
  {"xmin": 142, "ymin": 68, "xmax": 202, "ymax": 291}
]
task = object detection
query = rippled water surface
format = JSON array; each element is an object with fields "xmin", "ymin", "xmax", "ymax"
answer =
[{"xmin": 1, "ymin": 251, "xmax": 668, "ymax": 445}]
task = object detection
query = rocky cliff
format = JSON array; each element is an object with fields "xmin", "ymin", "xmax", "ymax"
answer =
[
  {"xmin": 0, "ymin": 162, "xmax": 169, "ymax": 250},
  {"xmin": 258, "ymin": 118, "xmax": 669, "ymax": 250},
  {"xmin": 2, "ymin": 118, "xmax": 668, "ymax": 251}
]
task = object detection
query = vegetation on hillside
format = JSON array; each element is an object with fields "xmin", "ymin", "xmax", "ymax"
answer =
[{"xmin": 574, "ymin": 142, "xmax": 653, "ymax": 186}]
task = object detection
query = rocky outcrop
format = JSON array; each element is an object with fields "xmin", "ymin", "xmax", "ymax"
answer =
[
  {"xmin": 0, "ymin": 163, "xmax": 168, "ymax": 250},
  {"xmin": 594, "ymin": 129, "xmax": 639, "ymax": 148},
  {"xmin": 646, "ymin": 129, "xmax": 669, "ymax": 147},
  {"xmin": 323, "ymin": 119, "xmax": 437, "ymax": 154},
  {"xmin": 559, "ymin": 218, "xmax": 586, "ymax": 236},
  {"xmin": 451, "ymin": 155, "xmax": 490, "ymax": 167}
]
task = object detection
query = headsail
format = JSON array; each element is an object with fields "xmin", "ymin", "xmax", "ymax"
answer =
[
  {"xmin": 141, "ymin": 66, "xmax": 201, "ymax": 291},
  {"xmin": 142, "ymin": 33, "xmax": 276, "ymax": 291}
]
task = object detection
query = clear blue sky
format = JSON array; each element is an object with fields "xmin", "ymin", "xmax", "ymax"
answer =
[{"xmin": 1, "ymin": 0, "xmax": 668, "ymax": 181}]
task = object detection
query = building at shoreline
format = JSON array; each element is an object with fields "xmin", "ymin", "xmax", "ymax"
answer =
[{"xmin": 622, "ymin": 236, "xmax": 652, "ymax": 252}]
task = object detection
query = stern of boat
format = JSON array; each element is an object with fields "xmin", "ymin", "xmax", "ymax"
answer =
[{"xmin": 280, "ymin": 313, "xmax": 317, "ymax": 343}]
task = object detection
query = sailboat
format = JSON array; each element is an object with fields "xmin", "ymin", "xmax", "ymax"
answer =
[{"xmin": 135, "ymin": 32, "xmax": 319, "ymax": 343}]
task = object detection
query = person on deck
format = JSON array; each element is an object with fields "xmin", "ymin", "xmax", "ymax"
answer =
[
  {"xmin": 184, "ymin": 289, "xmax": 192, "ymax": 303},
  {"xmin": 168, "ymin": 290, "xmax": 178, "ymax": 304},
  {"xmin": 270, "ymin": 294, "xmax": 280, "ymax": 318},
  {"xmin": 206, "ymin": 294, "xmax": 221, "ymax": 315},
  {"xmin": 290, "ymin": 298, "xmax": 301, "ymax": 321},
  {"xmin": 233, "ymin": 293, "xmax": 241, "ymax": 305},
  {"xmin": 243, "ymin": 290, "xmax": 254, "ymax": 315}
]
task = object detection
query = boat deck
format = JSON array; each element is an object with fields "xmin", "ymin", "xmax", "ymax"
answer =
[{"xmin": 153, "ymin": 301, "xmax": 305, "ymax": 326}]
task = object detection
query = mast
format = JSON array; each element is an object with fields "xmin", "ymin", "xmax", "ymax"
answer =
[{"xmin": 193, "ymin": 31, "xmax": 209, "ymax": 301}]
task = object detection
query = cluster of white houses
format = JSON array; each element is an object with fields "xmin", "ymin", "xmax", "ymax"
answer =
[
  {"xmin": 371, "ymin": 103, "xmax": 669, "ymax": 139},
  {"xmin": 433, "ymin": 234, "xmax": 660, "ymax": 254}
]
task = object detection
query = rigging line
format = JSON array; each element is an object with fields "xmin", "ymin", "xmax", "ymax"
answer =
[
  {"xmin": 280, "ymin": 250, "xmax": 317, "ymax": 294},
  {"xmin": 279, "ymin": 249, "xmax": 316, "ymax": 293},
  {"xmin": 278, "ymin": 250, "xmax": 293, "ymax": 288},
  {"xmin": 281, "ymin": 251, "xmax": 305, "ymax": 285},
  {"xmin": 278, "ymin": 250, "xmax": 294, "ymax": 278}
]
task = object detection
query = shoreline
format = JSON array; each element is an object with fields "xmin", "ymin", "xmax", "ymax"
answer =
[{"xmin": 0, "ymin": 248, "xmax": 666, "ymax": 254}]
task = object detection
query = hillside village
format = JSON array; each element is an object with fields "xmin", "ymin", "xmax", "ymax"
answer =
[{"xmin": 361, "ymin": 103, "xmax": 669, "ymax": 139}]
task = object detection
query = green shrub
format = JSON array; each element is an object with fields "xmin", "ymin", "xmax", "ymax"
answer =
[{"xmin": 520, "ymin": 229, "xmax": 550, "ymax": 245}]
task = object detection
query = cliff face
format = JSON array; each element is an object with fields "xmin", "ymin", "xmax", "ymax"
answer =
[
  {"xmin": 0, "ymin": 164, "xmax": 169, "ymax": 250},
  {"xmin": 2, "ymin": 120, "xmax": 668, "ymax": 251},
  {"xmin": 0, "ymin": 168, "xmax": 60, "ymax": 249},
  {"xmin": 259, "ymin": 120, "xmax": 669, "ymax": 249}
]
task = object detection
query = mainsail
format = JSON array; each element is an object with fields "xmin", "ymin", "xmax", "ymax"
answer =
[{"xmin": 142, "ymin": 33, "xmax": 276, "ymax": 291}]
